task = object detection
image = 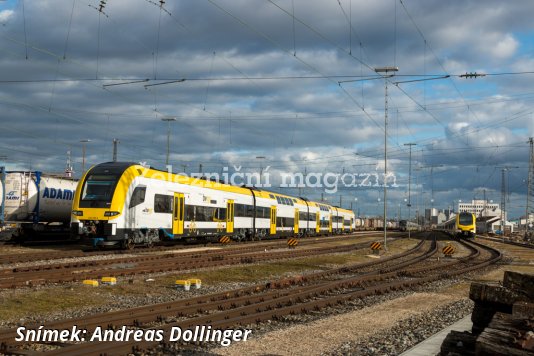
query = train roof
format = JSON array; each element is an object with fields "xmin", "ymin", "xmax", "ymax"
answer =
[
  {"xmin": 83, "ymin": 162, "xmax": 353, "ymax": 214},
  {"xmin": 86, "ymin": 162, "xmax": 260, "ymax": 197}
]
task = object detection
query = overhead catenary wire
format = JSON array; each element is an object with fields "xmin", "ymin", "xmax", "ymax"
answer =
[{"xmin": 0, "ymin": 1, "xmax": 530, "ymax": 203}]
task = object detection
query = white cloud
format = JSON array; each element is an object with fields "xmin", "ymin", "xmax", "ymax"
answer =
[
  {"xmin": 0, "ymin": 0, "xmax": 532, "ymax": 217},
  {"xmin": 480, "ymin": 33, "xmax": 518, "ymax": 60},
  {"xmin": 0, "ymin": 9, "xmax": 14, "ymax": 23}
]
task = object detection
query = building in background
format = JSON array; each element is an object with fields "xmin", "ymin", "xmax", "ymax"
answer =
[{"xmin": 458, "ymin": 199, "xmax": 501, "ymax": 218}]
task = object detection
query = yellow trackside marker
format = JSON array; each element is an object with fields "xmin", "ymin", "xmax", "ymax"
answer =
[
  {"xmin": 188, "ymin": 279, "xmax": 202, "ymax": 289},
  {"xmin": 219, "ymin": 236, "xmax": 231, "ymax": 244},
  {"xmin": 83, "ymin": 280, "xmax": 99, "ymax": 287},
  {"xmin": 101, "ymin": 277, "xmax": 117, "ymax": 285},
  {"xmin": 442, "ymin": 244, "xmax": 455, "ymax": 256},
  {"xmin": 175, "ymin": 280, "xmax": 191, "ymax": 291},
  {"xmin": 287, "ymin": 238, "xmax": 298, "ymax": 248},
  {"xmin": 370, "ymin": 242, "xmax": 382, "ymax": 250}
]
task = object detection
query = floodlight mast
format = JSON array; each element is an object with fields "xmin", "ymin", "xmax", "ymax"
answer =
[
  {"xmin": 161, "ymin": 117, "xmax": 177, "ymax": 166},
  {"xmin": 374, "ymin": 66, "xmax": 398, "ymax": 250}
]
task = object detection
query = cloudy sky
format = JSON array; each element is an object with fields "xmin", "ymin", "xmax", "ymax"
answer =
[{"xmin": 1, "ymin": 0, "xmax": 533, "ymax": 219}]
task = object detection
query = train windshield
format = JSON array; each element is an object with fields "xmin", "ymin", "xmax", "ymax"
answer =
[
  {"xmin": 80, "ymin": 174, "xmax": 119, "ymax": 207},
  {"xmin": 459, "ymin": 214, "xmax": 473, "ymax": 225}
]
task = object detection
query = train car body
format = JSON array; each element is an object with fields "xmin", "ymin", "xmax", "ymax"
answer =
[
  {"xmin": 456, "ymin": 212, "xmax": 476, "ymax": 238},
  {"xmin": 0, "ymin": 171, "xmax": 78, "ymax": 239},
  {"xmin": 399, "ymin": 220, "xmax": 419, "ymax": 232},
  {"xmin": 70, "ymin": 162, "xmax": 355, "ymax": 248},
  {"xmin": 354, "ymin": 217, "xmax": 364, "ymax": 230}
]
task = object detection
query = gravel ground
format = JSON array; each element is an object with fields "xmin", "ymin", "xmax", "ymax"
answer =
[
  {"xmin": 327, "ymin": 299, "xmax": 473, "ymax": 356},
  {"xmin": 210, "ymin": 278, "xmax": 474, "ymax": 356},
  {"xmin": 0, "ymin": 245, "xmax": 223, "ymax": 270},
  {"xmin": 3, "ymin": 238, "xmax": 525, "ymax": 356},
  {"xmin": 209, "ymin": 264, "xmax": 503, "ymax": 356}
]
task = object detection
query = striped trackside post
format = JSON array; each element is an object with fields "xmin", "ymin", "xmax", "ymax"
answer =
[
  {"xmin": 370, "ymin": 241, "xmax": 382, "ymax": 255},
  {"xmin": 219, "ymin": 236, "xmax": 231, "ymax": 244},
  {"xmin": 287, "ymin": 238, "xmax": 298, "ymax": 249},
  {"xmin": 442, "ymin": 244, "xmax": 455, "ymax": 257}
]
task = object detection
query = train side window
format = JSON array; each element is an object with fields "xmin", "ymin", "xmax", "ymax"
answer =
[
  {"xmin": 154, "ymin": 194, "xmax": 172, "ymax": 213},
  {"xmin": 213, "ymin": 207, "xmax": 226, "ymax": 221},
  {"xmin": 185, "ymin": 205, "xmax": 195, "ymax": 221},
  {"xmin": 246, "ymin": 205, "xmax": 255, "ymax": 217},
  {"xmin": 129, "ymin": 186, "xmax": 146, "ymax": 208},
  {"xmin": 256, "ymin": 206, "xmax": 267, "ymax": 218},
  {"xmin": 235, "ymin": 204, "xmax": 246, "ymax": 217}
]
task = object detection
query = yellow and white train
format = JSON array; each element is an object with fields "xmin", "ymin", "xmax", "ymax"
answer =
[
  {"xmin": 455, "ymin": 212, "xmax": 476, "ymax": 237},
  {"xmin": 438, "ymin": 211, "xmax": 476, "ymax": 238},
  {"xmin": 70, "ymin": 162, "xmax": 355, "ymax": 248}
]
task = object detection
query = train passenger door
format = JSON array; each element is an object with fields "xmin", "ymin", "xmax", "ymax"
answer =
[
  {"xmin": 329, "ymin": 214, "xmax": 333, "ymax": 233},
  {"xmin": 270, "ymin": 206, "xmax": 277, "ymax": 235},
  {"xmin": 294, "ymin": 208, "xmax": 299, "ymax": 235},
  {"xmin": 226, "ymin": 200, "xmax": 234, "ymax": 233},
  {"xmin": 315, "ymin": 212, "xmax": 320, "ymax": 233},
  {"xmin": 173, "ymin": 193, "xmax": 184, "ymax": 235}
]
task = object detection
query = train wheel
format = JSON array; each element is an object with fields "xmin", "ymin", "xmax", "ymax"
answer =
[{"xmin": 122, "ymin": 238, "xmax": 134, "ymax": 250}]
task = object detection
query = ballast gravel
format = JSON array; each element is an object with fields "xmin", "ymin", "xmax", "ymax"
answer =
[{"xmin": 212, "ymin": 291, "xmax": 471, "ymax": 356}]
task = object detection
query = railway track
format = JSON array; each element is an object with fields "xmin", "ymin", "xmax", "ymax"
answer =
[
  {"xmin": 475, "ymin": 234, "xmax": 534, "ymax": 249},
  {"xmin": 0, "ymin": 231, "xmax": 383, "ymax": 265},
  {"xmin": 0, "ymin": 232, "xmax": 502, "ymax": 355},
  {"xmin": 0, "ymin": 233, "xmax": 392, "ymax": 289}
]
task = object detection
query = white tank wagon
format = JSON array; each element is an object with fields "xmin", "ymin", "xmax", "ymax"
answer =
[{"xmin": 0, "ymin": 171, "xmax": 78, "ymax": 240}]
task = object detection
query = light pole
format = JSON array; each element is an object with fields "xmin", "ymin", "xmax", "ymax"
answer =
[
  {"xmin": 375, "ymin": 66, "xmax": 398, "ymax": 250},
  {"xmin": 256, "ymin": 156, "xmax": 266, "ymax": 187},
  {"xmin": 404, "ymin": 143, "xmax": 416, "ymax": 238},
  {"xmin": 421, "ymin": 192, "xmax": 427, "ymax": 230},
  {"xmin": 0, "ymin": 155, "xmax": 7, "ymax": 225},
  {"xmin": 112, "ymin": 138, "xmax": 120, "ymax": 162},
  {"xmin": 377, "ymin": 197, "xmax": 381, "ymax": 217},
  {"xmin": 79, "ymin": 139, "xmax": 91, "ymax": 174},
  {"xmin": 161, "ymin": 117, "xmax": 176, "ymax": 166}
]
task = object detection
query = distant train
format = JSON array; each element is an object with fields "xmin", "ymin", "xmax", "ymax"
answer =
[
  {"xmin": 0, "ymin": 171, "xmax": 78, "ymax": 240},
  {"xmin": 399, "ymin": 220, "xmax": 420, "ymax": 232},
  {"xmin": 70, "ymin": 162, "xmax": 356, "ymax": 248},
  {"xmin": 456, "ymin": 212, "xmax": 476, "ymax": 238},
  {"xmin": 438, "ymin": 212, "xmax": 476, "ymax": 238},
  {"xmin": 352, "ymin": 217, "xmax": 400, "ymax": 231}
]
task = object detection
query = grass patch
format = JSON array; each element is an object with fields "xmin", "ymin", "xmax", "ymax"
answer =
[
  {"xmin": 159, "ymin": 245, "xmax": 408, "ymax": 287},
  {"xmin": 0, "ymin": 287, "xmax": 108, "ymax": 321},
  {"xmin": 476, "ymin": 265, "xmax": 534, "ymax": 282}
]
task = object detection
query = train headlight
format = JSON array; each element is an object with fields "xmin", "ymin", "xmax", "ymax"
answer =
[
  {"xmin": 72, "ymin": 210, "xmax": 83, "ymax": 216},
  {"xmin": 104, "ymin": 211, "xmax": 120, "ymax": 217}
]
